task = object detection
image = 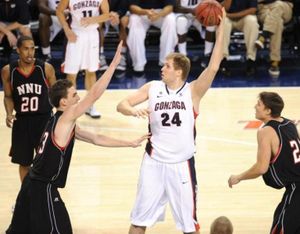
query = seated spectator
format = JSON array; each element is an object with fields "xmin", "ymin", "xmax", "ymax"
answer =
[
  {"xmin": 221, "ymin": 0, "xmax": 259, "ymax": 76},
  {"xmin": 210, "ymin": 216, "xmax": 233, "ymax": 234},
  {"xmin": 255, "ymin": 0, "xmax": 293, "ymax": 77},
  {"xmin": 174, "ymin": 0, "xmax": 216, "ymax": 68},
  {"xmin": 0, "ymin": 0, "xmax": 32, "ymax": 58},
  {"xmin": 127, "ymin": 0, "xmax": 178, "ymax": 73},
  {"xmin": 38, "ymin": 0, "xmax": 65, "ymax": 61},
  {"xmin": 99, "ymin": 0, "xmax": 129, "ymax": 72}
]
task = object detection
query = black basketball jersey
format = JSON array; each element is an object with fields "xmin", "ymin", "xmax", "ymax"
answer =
[
  {"xmin": 29, "ymin": 111, "xmax": 75, "ymax": 188},
  {"xmin": 10, "ymin": 59, "xmax": 52, "ymax": 116},
  {"xmin": 262, "ymin": 118, "xmax": 300, "ymax": 189}
]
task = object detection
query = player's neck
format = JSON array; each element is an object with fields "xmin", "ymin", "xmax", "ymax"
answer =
[{"xmin": 18, "ymin": 59, "xmax": 35, "ymax": 73}]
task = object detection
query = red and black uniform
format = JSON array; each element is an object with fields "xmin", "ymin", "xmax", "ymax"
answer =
[
  {"xmin": 6, "ymin": 111, "xmax": 75, "ymax": 234},
  {"xmin": 9, "ymin": 59, "xmax": 52, "ymax": 166},
  {"xmin": 262, "ymin": 118, "xmax": 300, "ymax": 234}
]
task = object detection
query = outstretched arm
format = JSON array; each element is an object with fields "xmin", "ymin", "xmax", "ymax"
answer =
[
  {"xmin": 75, "ymin": 126, "xmax": 150, "ymax": 147},
  {"xmin": 228, "ymin": 127, "xmax": 273, "ymax": 188},
  {"xmin": 190, "ymin": 8, "xmax": 225, "ymax": 110},
  {"xmin": 116, "ymin": 82, "xmax": 152, "ymax": 118}
]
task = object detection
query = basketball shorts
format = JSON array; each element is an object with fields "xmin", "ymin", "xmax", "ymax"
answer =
[
  {"xmin": 10, "ymin": 113, "xmax": 51, "ymax": 166},
  {"xmin": 130, "ymin": 153, "xmax": 200, "ymax": 233},
  {"xmin": 63, "ymin": 28, "xmax": 100, "ymax": 74},
  {"xmin": 50, "ymin": 16, "xmax": 62, "ymax": 42},
  {"xmin": 6, "ymin": 175, "xmax": 72, "ymax": 234}
]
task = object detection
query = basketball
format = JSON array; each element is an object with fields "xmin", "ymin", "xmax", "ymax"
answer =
[{"xmin": 195, "ymin": 0, "xmax": 222, "ymax": 27}]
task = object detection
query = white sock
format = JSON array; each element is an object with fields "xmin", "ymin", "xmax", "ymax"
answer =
[
  {"xmin": 42, "ymin": 46, "xmax": 50, "ymax": 55},
  {"xmin": 100, "ymin": 46, "xmax": 104, "ymax": 54},
  {"xmin": 178, "ymin": 42, "xmax": 187, "ymax": 55},
  {"xmin": 204, "ymin": 41, "xmax": 214, "ymax": 56},
  {"xmin": 121, "ymin": 47, "xmax": 127, "ymax": 54}
]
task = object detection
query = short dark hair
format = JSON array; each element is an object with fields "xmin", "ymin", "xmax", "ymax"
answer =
[
  {"xmin": 16, "ymin": 35, "xmax": 34, "ymax": 48},
  {"xmin": 49, "ymin": 79, "xmax": 73, "ymax": 108},
  {"xmin": 166, "ymin": 53, "xmax": 191, "ymax": 81},
  {"xmin": 259, "ymin": 92, "xmax": 284, "ymax": 118}
]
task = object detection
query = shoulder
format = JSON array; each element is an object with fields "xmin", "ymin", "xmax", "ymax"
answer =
[
  {"xmin": 1, "ymin": 64, "xmax": 10, "ymax": 78},
  {"xmin": 257, "ymin": 125, "xmax": 277, "ymax": 140}
]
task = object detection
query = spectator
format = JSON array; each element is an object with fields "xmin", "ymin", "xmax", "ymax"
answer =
[
  {"xmin": 0, "ymin": 0, "xmax": 32, "ymax": 59},
  {"xmin": 255, "ymin": 0, "xmax": 293, "ymax": 77},
  {"xmin": 127, "ymin": 0, "xmax": 178, "ymax": 74},
  {"xmin": 174, "ymin": 0, "xmax": 216, "ymax": 68},
  {"xmin": 221, "ymin": 0, "xmax": 259, "ymax": 76},
  {"xmin": 99, "ymin": 0, "xmax": 129, "ymax": 72}
]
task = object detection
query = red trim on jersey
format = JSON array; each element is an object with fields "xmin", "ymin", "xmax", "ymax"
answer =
[
  {"xmin": 193, "ymin": 107, "xmax": 199, "ymax": 119},
  {"xmin": 60, "ymin": 62, "xmax": 65, "ymax": 73},
  {"xmin": 16, "ymin": 65, "xmax": 35, "ymax": 78},
  {"xmin": 271, "ymin": 144, "xmax": 282, "ymax": 163},
  {"xmin": 51, "ymin": 129, "xmax": 75, "ymax": 151}
]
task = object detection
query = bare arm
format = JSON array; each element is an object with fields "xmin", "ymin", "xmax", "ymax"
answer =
[
  {"xmin": 228, "ymin": 127, "xmax": 274, "ymax": 188},
  {"xmin": 80, "ymin": 0, "xmax": 111, "ymax": 26},
  {"xmin": 38, "ymin": 0, "xmax": 56, "ymax": 15},
  {"xmin": 1, "ymin": 65, "xmax": 15, "ymax": 128},
  {"xmin": 190, "ymin": 8, "xmax": 225, "ymax": 111},
  {"xmin": 116, "ymin": 82, "xmax": 152, "ymax": 118},
  {"xmin": 75, "ymin": 126, "xmax": 149, "ymax": 147},
  {"xmin": 45, "ymin": 62, "xmax": 57, "ymax": 86}
]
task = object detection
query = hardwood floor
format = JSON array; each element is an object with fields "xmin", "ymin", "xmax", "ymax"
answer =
[{"xmin": 0, "ymin": 87, "xmax": 299, "ymax": 234}]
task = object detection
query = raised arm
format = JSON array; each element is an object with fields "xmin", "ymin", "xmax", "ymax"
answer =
[
  {"xmin": 190, "ymin": 8, "xmax": 225, "ymax": 110},
  {"xmin": 75, "ymin": 126, "xmax": 149, "ymax": 147},
  {"xmin": 116, "ymin": 82, "xmax": 152, "ymax": 118},
  {"xmin": 1, "ymin": 65, "xmax": 15, "ymax": 128},
  {"xmin": 228, "ymin": 127, "xmax": 273, "ymax": 188}
]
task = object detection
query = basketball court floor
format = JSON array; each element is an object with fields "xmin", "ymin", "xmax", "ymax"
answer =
[{"xmin": 1, "ymin": 86, "xmax": 299, "ymax": 234}]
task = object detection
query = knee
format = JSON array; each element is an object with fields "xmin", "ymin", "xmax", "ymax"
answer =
[
  {"xmin": 39, "ymin": 13, "xmax": 51, "ymax": 27},
  {"xmin": 176, "ymin": 16, "xmax": 188, "ymax": 35}
]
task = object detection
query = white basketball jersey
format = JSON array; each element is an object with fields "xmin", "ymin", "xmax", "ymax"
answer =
[
  {"xmin": 180, "ymin": 0, "xmax": 201, "ymax": 8},
  {"xmin": 69, "ymin": 0, "xmax": 102, "ymax": 30},
  {"xmin": 146, "ymin": 81, "xmax": 197, "ymax": 163},
  {"xmin": 48, "ymin": 0, "xmax": 60, "ymax": 10}
]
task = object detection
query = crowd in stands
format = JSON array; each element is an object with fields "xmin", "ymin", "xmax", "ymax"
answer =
[{"xmin": 0, "ymin": 0, "xmax": 299, "ymax": 80}]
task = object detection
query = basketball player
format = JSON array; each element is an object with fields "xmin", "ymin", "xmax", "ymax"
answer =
[
  {"xmin": 6, "ymin": 42, "xmax": 149, "ymax": 234},
  {"xmin": 1, "ymin": 36, "xmax": 56, "ymax": 182},
  {"xmin": 56, "ymin": 0, "xmax": 118, "ymax": 118},
  {"xmin": 228, "ymin": 92, "xmax": 300, "ymax": 234},
  {"xmin": 210, "ymin": 216, "xmax": 233, "ymax": 234},
  {"xmin": 117, "ymin": 9, "xmax": 225, "ymax": 234},
  {"xmin": 38, "ymin": 0, "xmax": 65, "ymax": 61},
  {"xmin": 175, "ymin": 0, "xmax": 216, "ymax": 67}
]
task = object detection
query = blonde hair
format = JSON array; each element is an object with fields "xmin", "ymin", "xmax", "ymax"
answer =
[
  {"xmin": 210, "ymin": 216, "xmax": 233, "ymax": 234},
  {"xmin": 166, "ymin": 53, "xmax": 191, "ymax": 81}
]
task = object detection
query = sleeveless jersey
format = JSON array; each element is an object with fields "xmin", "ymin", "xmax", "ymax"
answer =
[
  {"xmin": 10, "ymin": 59, "xmax": 52, "ymax": 116},
  {"xmin": 146, "ymin": 81, "xmax": 197, "ymax": 163},
  {"xmin": 69, "ymin": 0, "xmax": 103, "ymax": 30},
  {"xmin": 48, "ymin": 0, "xmax": 60, "ymax": 10},
  {"xmin": 262, "ymin": 118, "xmax": 300, "ymax": 189},
  {"xmin": 30, "ymin": 111, "xmax": 75, "ymax": 188},
  {"xmin": 180, "ymin": 0, "xmax": 201, "ymax": 8}
]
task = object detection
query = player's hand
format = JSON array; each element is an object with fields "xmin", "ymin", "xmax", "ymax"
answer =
[
  {"xmin": 6, "ymin": 114, "xmax": 16, "ymax": 128},
  {"xmin": 109, "ymin": 12, "xmax": 120, "ymax": 26},
  {"xmin": 80, "ymin": 17, "xmax": 94, "ymax": 27},
  {"xmin": 228, "ymin": 175, "xmax": 240, "ymax": 188},
  {"xmin": 130, "ymin": 133, "xmax": 151, "ymax": 148},
  {"xmin": 133, "ymin": 108, "xmax": 151, "ymax": 119},
  {"xmin": 65, "ymin": 29, "xmax": 77, "ymax": 42}
]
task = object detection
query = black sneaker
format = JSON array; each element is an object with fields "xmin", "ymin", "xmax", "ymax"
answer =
[
  {"xmin": 220, "ymin": 58, "xmax": 231, "ymax": 76},
  {"xmin": 201, "ymin": 53, "xmax": 211, "ymax": 68},
  {"xmin": 246, "ymin": 59, "xmax": 256, "ymax": 76}
]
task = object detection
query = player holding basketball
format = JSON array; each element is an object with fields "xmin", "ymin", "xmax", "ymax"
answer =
[
  {"xmin": 56, "ymin": 0, "xmax": 118, "ymax": 118},
  {"xmin": 117, "ymin": 8, "xmax": 225, "ymax": 234},
  {"xmin": 228, "ymin": 92, "xmax": 300, "ymax": 234},
  {"xmin": 175, "ymin": 0, "xmax": 217, "ymax": 67},
  {"xmin": 6, "ymin": 42, "xmax": 149, "ymax": 234}
]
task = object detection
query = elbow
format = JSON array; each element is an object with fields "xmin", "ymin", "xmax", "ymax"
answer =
[
  {"xmin": 116, "ymin": 103, "xmax": 122, "ymax": 113},
  {"xmin": 257, "ymin": 165, "xmax": 268, "ymax": 175}
]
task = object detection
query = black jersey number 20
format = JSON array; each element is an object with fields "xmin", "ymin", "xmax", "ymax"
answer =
[{"xmin": 161, "ymin": 112, "xmax": 182, "ymax": 127}]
